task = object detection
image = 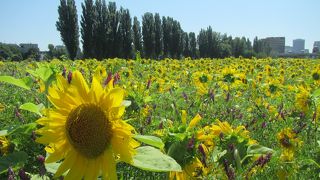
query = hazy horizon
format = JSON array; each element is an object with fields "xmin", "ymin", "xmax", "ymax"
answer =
[{"xmin": 0, "ymin": 0, "xmax": 319, "ymax": 51}]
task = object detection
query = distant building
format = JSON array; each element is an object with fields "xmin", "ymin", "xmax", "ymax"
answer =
[
  {"xmin": 262, "ymin": 37, "xmax": 285, "ymax": 54},
  {"xmin": 285, "ymin": 46, "xmax": 293, "ymax": 54},
  {"xmin": 313, "ymin": 42, "xmax": 319, "ymax": 53},
  {"xmin": 292, "ymin": 39, "xmax": 305, "ymax": 54},
  {"xmin": 314, "ymin": 41, "xmax": 320, "ymax": 48},
  {"xmin": 19, "ymin": 43, "xmax": 39, "ymax": 53}
]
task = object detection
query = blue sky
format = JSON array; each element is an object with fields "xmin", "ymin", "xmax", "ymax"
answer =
[{"xmin": 0, "ymin": 0, "xmax": 319, "ymax": 51}]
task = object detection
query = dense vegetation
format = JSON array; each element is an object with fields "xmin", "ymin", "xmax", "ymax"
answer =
[
  {"xmin": 56, "ymin": 0, "xmax": 273, "ymax": 60},
  {"xmin": 0, "ymin": 58, "xmax": 319, "ymax": 179}
]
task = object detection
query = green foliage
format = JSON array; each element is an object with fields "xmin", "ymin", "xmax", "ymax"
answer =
[
  {"xmin": 0, "ymin": 151, "xmax": 28, "ymax": 174},
  {"xmin": 142, "ymin": 12, "xmax": 155, "ymax": 59},
  {"xmin": 118, "ymin": 7, "xmax": 133, "ymax": 59},
  {"xmin": 46, "ymin": 44, "xmax": 67, "ymax": 60},
  {"xmin": 154, "ymin": 13, "xmax": 163, "ymax": 58},
  {"xmin": 132, "ymin": 146, "xmax": 182, "ymax": 172},
  {"xmin": 246, "ymin": 144, "xmax": 274, "ymax": 155},
  {"xmin": 133, "ymin": 16, "xmax": 143, "ymax": 53},
  {"xmin": 7, "ymin": 123, "xmax": 37, "ymax": 136},
  {"xmin": 56, "ymin": 0, "xmax": 79, "ymax": 60},
  {"xmin": 0, "ymin": 76, "xmax": 33, "ymax": 90},
  {"xmin": 253, "ymin": 36, "xmax": 272, "ymax": 57},
  {"xmin": 0, "ymin": 43, "xmax": 22, "ymax": 61},
  {"xmin": 1, "ymin": 58, "xmax": 320, "ymax": 179},
  {"xmin": 19, "ymin": 103, "xmax": 44, "ymax": 117},
  {"xmin": 189, "ymin": 32, "xmax": 197, "ymax": 58},
  {"xmin": 81, "ymin": 0, "xmax": 95, "ymax": 59},
  {"xmin": 134, "ymin": 135, "xmax": 165, "ymax": 150}
]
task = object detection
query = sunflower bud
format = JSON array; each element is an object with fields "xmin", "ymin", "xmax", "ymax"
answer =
[
  {"xmin": 18, "ymin": 169, "xmax": 29, "ymax": 180},
  {"xmin": 62, "ymin": 67, "xmax": 66, "ymax": 77},
  {"xmin": 37, "ymin": 155, "xmax": 45, "ymax": 164},
  {"xmin": 187, "ymin": 136, "xmax": 195, "ymax": 150},
  {"xmin": 146, "ymin": 79, "xmax": 151, "ymax": 89},
  {"xmin": 104, "ymin": 72, "xmax": 113, "ymax": 86},
  {"xmin": 182, "ymin": 92, "xmax": 188, "ymax": 102},
  {"xmin": 7, "ymin": 167, "xmax": 15, "ymax": 179},
  {"xmin": 67, "ymin": 71, "xmax": 72, "ymax": 84},
  {"xmin": 113, "ymin": 72, "xmax": 120, "ymax": 85}
]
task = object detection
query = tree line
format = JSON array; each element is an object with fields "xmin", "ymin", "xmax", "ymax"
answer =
[{"xmin": 57, "ymin": 0, "xmax": 272, "ymax": 60}]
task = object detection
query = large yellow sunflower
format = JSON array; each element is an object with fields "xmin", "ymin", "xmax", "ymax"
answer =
[{"xmin": 36, "ymin": 70, "xmax": 139, "ymax": 179}]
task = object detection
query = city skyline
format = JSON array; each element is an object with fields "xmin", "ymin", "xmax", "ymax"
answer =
[{"xmin": 0, "ymin": 0, "xmax": 319, "ymax": 51}]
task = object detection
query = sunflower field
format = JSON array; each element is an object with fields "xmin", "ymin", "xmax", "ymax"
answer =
[{"xmin": 0, "ymin": 57, "xmax": 320, "ymax": 179}]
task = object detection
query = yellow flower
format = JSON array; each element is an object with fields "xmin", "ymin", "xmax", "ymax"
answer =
[
  {"xmin": 295, "ymin": 85, "xmax": 312, "ymax": 113},
  {"xmin": 169, "ymin": 157, "xmax": 207, "ymax": 180},
  {"xmin": 277, "ymin": 128, "xmax": 302, "ymax": 161},
  {"xmin": 38, "ymin": 79, "xmax": 46, "ymax": 93},
  {"xmin": 0, "ymin": 136, "xmax": 10, "ymax": 155},
  {"xmin": 36, "ymin": 70, "xmax": 139, "ymax": 179},
  {"xmin": 0, "ymin": 103, "xmax": 5, "ymax": 112},
  {"xmin": 264, "ymin": 78, "xmax": 282, "ymax": 97},
  {"xmin": 210, "ymin": 120, "xmax": 257, "ymax": 145},
  {"xmin": 181, "ymin": 110, "xmax": 202, "ymax": 131},
  {"xmin": 222, "ymin": 67, "xmax": 237, "ymax": 83},
  {"xmin": 192, "ymin": 71, "xmax": 212, "ymax": 95},
  {"xmin": 311, "ymin": 68, "xmax": 320, "ymax": 83},
  {"xmin": 196, "ymin": 126, "xmax": 215, "ymax": 147},
  {"xmin": 142, "ymin": 105, "xmax": 152, "ymax": 117}
]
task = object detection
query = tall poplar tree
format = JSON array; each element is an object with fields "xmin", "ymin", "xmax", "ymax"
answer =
[
  {"xmin": 189, "ymin": 32, "xmax": 197, "ymax": 58},
  {"xmin": 154, "ymin": 13, "xmax": 163, "ymax": 58},
  {"xmin": 56, "ymin": 0, "xmax": 79, "ymax": 60},
  {"xmin": 133, "ymin": 16, "xmax": 142, "ymax": 53},
  {"xmin": 81, "ymin": 0, "xmax": 95, "ymax": 58},
  {"xmin": 118, "ymin": 7, "xmax": 132, "ymax": 58},
  {"xmin": 142, "ymin": 12, "xmax": 155, "ymax": 58}
]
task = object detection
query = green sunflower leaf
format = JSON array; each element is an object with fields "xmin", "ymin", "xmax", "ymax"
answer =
[
  {"xmin": 0, "ymin": 151, "xmax": 28, "ymax": 174},
  {"xmin": 7, "ymin": 123, "xmax": 37, "ymax": 135},
  {"xmin": 133, "ymin": 135, "xmax": 165, "ymax": 149},
  {"xmin": 143, "ymin": 96, "xmax": 153, "ymax": 103},
  {"xmin": 30, "ymin": 174, "xmax": 50, "ymax": 180},
  {"xmin": 27, "ymin": 65, "xmax": 54, "ymax": 82},
  {"xmin": 132, "ymin": 146, "xmax": 181, "ymax": 172},
  {"xmin": 247, "ymin": 144, "xmax": 274, "ymax": 155},
  {"xmin": 0, "ymin": 76, "xmax": 33, "ymax": 90},
  {"xmin": 45, "ymin": 162, "xmax": 62, "ymax": 174},
  {"xmin": 19, "ymin": 102, "xmax": 44, "ymax": 117},
  {"xmin": 0, "ymin": 130, "xmax": 8, "ymax": 136},
  {"xmin": 312, "ymin": 88, "xmax": 320, "ymax": 98}
]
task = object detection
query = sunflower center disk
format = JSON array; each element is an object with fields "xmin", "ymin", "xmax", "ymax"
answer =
[{"xmin": 66, "ymin": 104, "xmax": 112, "ymax": 158}]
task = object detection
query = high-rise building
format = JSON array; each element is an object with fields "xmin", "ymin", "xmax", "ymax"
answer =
[
  {"xmin": 292, "ymin": 39, "xmax": 305, "ymax": 54},
  {"xmin": 312, "ymin": 41, "xmax": 320, "ymax": 53},
  {"xmin": 261, "ymin": 37, "xmax": 285, "ymax": 54}
]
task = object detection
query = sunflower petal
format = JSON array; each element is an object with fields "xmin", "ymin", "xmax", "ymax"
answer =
[
  {"xmin": 84, "ymin": 159, "xmax": 100, "ymax": 180},
  {"xmin": 54, "ymin": 150, "xmax": 77, "ymax": 178},
  {"xmin": 188, "ymin": 114, "xmax": 202, "ymax": 129},
  {"xmin": 64, "ymin": 155, "xmax": 87, "ymax": 180},
  {"xmin": 70, "ymin": 71, "xmax": 89, "ymax": 101},
  {"xmin": 102, "ymin": 149, "xmax": 117, "ymax": 180}
]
